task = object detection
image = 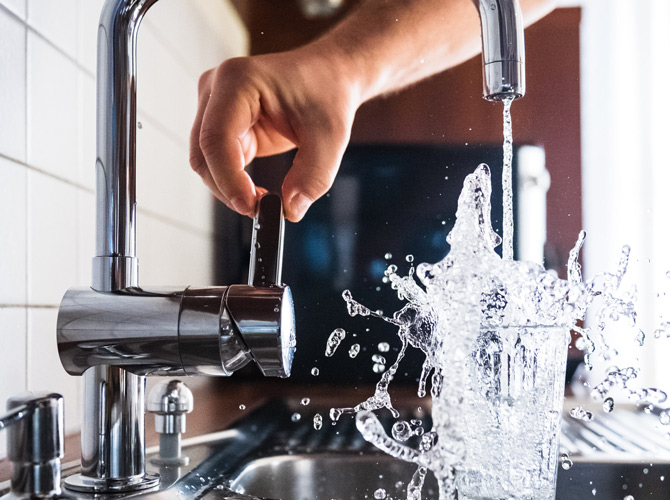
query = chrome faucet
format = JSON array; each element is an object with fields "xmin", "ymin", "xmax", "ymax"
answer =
[
  {"xmin": 56, "ymin": 0, "xmax": 295, "ymax": 493},
  {"xmin": 472, "ymin": 0, "xmax": 526, "ymax": 100}
]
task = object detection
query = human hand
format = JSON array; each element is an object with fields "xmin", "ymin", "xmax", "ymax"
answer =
[{"xmin": 189, "ymin": 48, "xmax": 361, "ymax": 222}]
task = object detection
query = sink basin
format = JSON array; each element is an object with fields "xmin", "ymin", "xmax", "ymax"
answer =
[
  {"xmin": 230, "ymin": 455, "xmax": 670, "ymax": 500},
  {"xmin": 231, "ymin": 454, "xmax": 440, "ymax": 500}
]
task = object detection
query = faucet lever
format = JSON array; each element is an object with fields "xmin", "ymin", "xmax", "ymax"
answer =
[{"xmin": 249, "ymin": 193, "xmax": 285, "ymax": 287}]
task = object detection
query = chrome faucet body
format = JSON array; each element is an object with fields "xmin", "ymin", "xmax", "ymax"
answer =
[
  {"xmin": 472, "ymin": 0, "xmax": 526, "ymax": 100},
  {"xmin": 56, "ymin": 0, "xmax": 295, "ymax": 493}
]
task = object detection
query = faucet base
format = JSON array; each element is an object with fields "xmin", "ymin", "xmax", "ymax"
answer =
[{"xmin": 64, "ymin": 473, "xmax": 159, "ymax": 493}]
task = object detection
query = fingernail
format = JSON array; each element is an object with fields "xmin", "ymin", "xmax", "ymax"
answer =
[
  {"xmin": 230, "ymin": 196, "xmax": 252, "ymax": 215},
  {"xmin": 290, "ymin": 193, "xmax": 312, "ymax": 221}
]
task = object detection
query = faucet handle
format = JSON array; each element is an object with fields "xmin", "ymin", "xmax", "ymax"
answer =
[
  {"xmin": 248, "ymin": 193, "xmax": 285, "ymax": 287},
  {"xmin": 226, "ymin": 193, "xmax": 295, "ymax": 378}
]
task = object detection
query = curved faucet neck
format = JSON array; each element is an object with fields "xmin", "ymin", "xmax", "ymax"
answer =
[{"xmin": 94, "ymin": 0, "xmax": 159, "ymax": 292}]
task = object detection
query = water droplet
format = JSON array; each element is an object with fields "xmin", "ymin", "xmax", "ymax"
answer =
[
  {"xmin": 374, "ymin": 488, "xmax": 386, "ymax": 499},
  {"xmin": 349, "ymin": 343, "xmax": 361, "ymax": 358},
  {"xmin": 326, "ymin": 328, "xmax": 346, "ymax": 357},
  {"xmin": 238, "ymin": 404, "xmax": 246, "ymax": 410},
  {"xmin": 384, "ymin": 253, "xmax": 393, "ymax": 260},
  {"xmin": 406, "ymin": 254, "xmax": 414, "ymax": 263},
  {"xmin": 373, "ymin": 363, "xmax": 386, "ymax": 373},
  {"xmin": 311, "ymin": 367, "xmax": 319, "ymax": 376},
  {"xmin": 643, "ymin": 468, "xmax": 649, "ymax": 474},
  {"xmin": 592, "ymin": 487, "xmax": 597, "ymax": 495},
  {"xmin": 603, "ymin": 397, "xmax": 614, "ymax": 412},
  {"xmin": 569, "ymin": 406, "xmax": 594, "ymax": 421},
  {"xmin": 660, "ymin": 411, "xmax": 670, "ymax": 425},
  {"xmin": 330, "ymin": 407, "xmax": 343, "ymax": 422},
  {"xmin": 395, "ymin": 481, "xmax": 404, "ymax": 490},
  {"xmin": 313, "ymin": 413, "xmax": 323, "ymax": 430},
  {"xmin": 300, "ymin": 397, "xmax": 310, "ymax": 406},
  {"xmin": 137, "ymin": 121, "xmax": 143, "ymax": 129},
  {"xmin": 392, "ymin": 420, "xmax": 413, "ymax": 441},
  {"xmin": 414, "ymin": 426, "xmax": 424, "ymax": 436},
  {"xmin": 372, "ymin": 354, "xmax": 386, "ymax": 364},
  {"xmin": 560, "ymin": 453, "xmax": 573, "ymax": 470},
  {"xmin": 623, "ymin": 496, "xmax": 634, "ymax": 500},
  {"xmin": 291, "ymin": 412, "xmax": 301, "ymax": 422},
  {"xmin": 378, "ymin": 342, "xmax": 390, "ymax": 353},
  {"xmin": 635, "ymin": 330, "xmax": 645, "ymax": 346}
]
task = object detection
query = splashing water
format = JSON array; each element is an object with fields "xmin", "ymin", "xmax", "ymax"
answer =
[{"xmin": 329, "ymin": 160, "xmax": 661, "ymax": 500}]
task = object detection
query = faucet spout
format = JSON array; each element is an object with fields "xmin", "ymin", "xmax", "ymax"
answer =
[{"xmin": 472, "ymin": 0, "xmax": 526, "ymax": 100}]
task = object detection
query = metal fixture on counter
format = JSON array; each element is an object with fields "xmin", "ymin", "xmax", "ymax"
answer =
[
  {"xmin": 472, "ymin": 0, "xmax": 526, "ymax": 100},
  {"xmin": 55, "ymin": 0, "xmax": 295, "ymax": 493},
  {"xmin": 147, "ymin": 380, "xmax": 194, "ymax": 466},
  {"xmin": 0, "ymin": 393, "xmax": 67, "ymax": 500}
]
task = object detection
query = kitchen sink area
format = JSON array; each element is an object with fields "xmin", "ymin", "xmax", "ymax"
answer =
[{"xmin": 38, "ymin": 399, "xmax": 665, "ymax": 500}]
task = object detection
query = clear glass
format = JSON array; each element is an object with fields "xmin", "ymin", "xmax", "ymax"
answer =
[{"xmin": 455, "ymin": 326, "xmax": 569, "ymax": 500}]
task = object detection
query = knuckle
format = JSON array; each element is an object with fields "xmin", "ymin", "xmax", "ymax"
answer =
[
  {"xmin": 198, "ymin": 127, "xmax": 223, "ymax": 157},
  {"xmin": 302, "ymin": 173, "xmax": 334, "ymax": 200}
]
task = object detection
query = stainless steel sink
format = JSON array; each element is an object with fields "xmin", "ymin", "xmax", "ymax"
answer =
[
  {"xmin": 38, "ymin": 401, "xmax": 670, "ymax": 500},
  {"xmin": 231, "ymin": 454, "xmax": 440, "ymax": 500}
]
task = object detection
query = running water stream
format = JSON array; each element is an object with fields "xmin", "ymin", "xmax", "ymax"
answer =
[
  {"xmin": 502, "ymin": 97, "xmax": 514, "ymax": 261},
  {"xmin": 325, "ymin": 101, "xmax": 663, "ymax": 500}
]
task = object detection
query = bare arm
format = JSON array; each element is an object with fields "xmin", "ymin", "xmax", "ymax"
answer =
[{"xmin": 190, "ymin": 0, "xmax": 558, "ymax": 221}]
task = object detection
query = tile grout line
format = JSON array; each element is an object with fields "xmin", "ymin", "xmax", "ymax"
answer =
[
  {"xmin": 0, "ymin": 152, "xmax": 95, "ymax": 194},
  {"xmin": 1, "ymin": 151, "xmax": 214, "ymax": 239},
  {"xmin": 0, "ymin": 304, "xmax": 59, "ymax": 309}
]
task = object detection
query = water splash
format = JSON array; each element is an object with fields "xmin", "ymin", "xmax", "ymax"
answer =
[{"xmin": 330, "ymin": 163, "xmax": 662, "ymax": 499}]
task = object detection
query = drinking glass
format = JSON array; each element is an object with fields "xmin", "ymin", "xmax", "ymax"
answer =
[{"xmin": 455, "ymin": 326, "xmax": 570, "ymax": 500}]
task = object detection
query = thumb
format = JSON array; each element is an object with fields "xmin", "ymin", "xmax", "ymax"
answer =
[{"xmin": 282, "ymin": 124, "xmax": 350, "ymax": 222}]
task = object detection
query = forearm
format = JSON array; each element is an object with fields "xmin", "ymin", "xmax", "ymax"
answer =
[{"xmin": 302, "ymin": 0, "xmax": 558, "ymax": 104}]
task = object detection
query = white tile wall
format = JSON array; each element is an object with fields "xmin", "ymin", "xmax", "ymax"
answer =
[
  {"xmin": 0, "ymin": 308, "xmax": 27, "ymax": 456},
  {"xmin": 0, "ymin": 7, "xmax": 26, "ymax": 162},
  {"xmin": 26, "ymin": 0, "xmax": 78, "ymax": 59},
  {"xmin": 0, "ymin": 0, "xmax": 26, "ymax": 21},
  {"xmin": 26, "ymin": 171, "xmax": 78, "ymax": 304},
  {"xmin": 0, "ymin": 0, "xmax": 248, "ymax": 459},
  {"xmin": 27, "ymin": 31, "xmax": 79, "ymax": 183},
  {"xmin": 0, "ymin": 157, "xmax": 27, "ymax": 305}
]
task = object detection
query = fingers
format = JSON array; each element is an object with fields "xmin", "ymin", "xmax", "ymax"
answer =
[
  {"xmin": 282, "ymin": 119, "xmax": 350, "ymax": 222},
  {"xmin": 190, "ymin": 64, "xmax": 258, "ymax": 216}
]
